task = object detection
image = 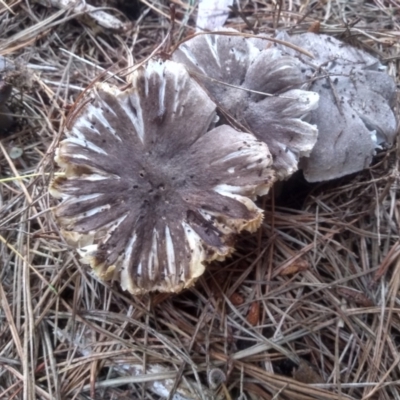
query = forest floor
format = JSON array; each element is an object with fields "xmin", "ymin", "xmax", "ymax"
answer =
[{"xmin": 0, "ymin": 0, "xmax": 399, "ymax": 399}]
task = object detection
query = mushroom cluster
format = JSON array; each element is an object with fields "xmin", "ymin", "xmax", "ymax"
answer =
[
  {"xmin": 51, "ymin": 60, "xmax": 275, "ymax": 295},
  {"xmin": 172, "ymin": 30, "xmax": 320, "ymax": 180},
  {"xmin": 173, "ymin": 30, "xmax": 397, "ymax": 182},
  {"xmin": 51, "ymin": 30, "xmax": 397, "ymax": 295}
]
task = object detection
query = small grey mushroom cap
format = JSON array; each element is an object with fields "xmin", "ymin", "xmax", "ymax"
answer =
[
  {"xmin": 50, "ymin": 59, "xmax": 275, "ymax": 295},
  {"xmin": 275, "ymin": 32, "xmax": 398, "ymax": 182},
  {"xmin": 173, "ymin": 30, "xmax": 320, "ymax": 179}
]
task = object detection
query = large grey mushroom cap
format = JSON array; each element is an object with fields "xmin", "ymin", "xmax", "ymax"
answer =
[
  {"xmin": 173, "ymin": 30, "xmax": 319, "ymax": 180},
  {"xmin": 50, "ymin": 59, "xmax": 275, "ymax": 295},
  {"xmin": 276, "ymin": 32, "xmax": 397, "ymax": 182}
]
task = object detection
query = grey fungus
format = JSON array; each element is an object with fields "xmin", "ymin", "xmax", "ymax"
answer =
[
  {"xmin": 50, "ymin": 59, "xmax": 275, "ymax": 295},
  {"xmin": 275, "ymin": 32, "xmax": 398, "ymax": 182},
  {"xmin": 51, "ymin": 31, "xmax": 397, "ymax": 294},
  {"xmin": 172, "ymin": 30, "xmax": 320, "ymax": 180},
  {"xmin": 173, "ymin": 30, "xmax": 397, "ymax": 182}
]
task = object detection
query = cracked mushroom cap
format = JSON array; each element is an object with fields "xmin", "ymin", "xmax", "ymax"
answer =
[
  {"xmin": 172, "ymin": 30, "xmax": 319, "ymax": 179},
  {"xmin": 275, "ymin": 32, "xmax": 398, "ymax": 182},
  {"xmin": 50, "ymin": 59, "xmax": 275, "ymax": 295}
]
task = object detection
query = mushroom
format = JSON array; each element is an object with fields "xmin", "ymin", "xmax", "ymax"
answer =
[
  {"xmin": 275, "ymin": 32, "xmax": 398, "ymax": 182},
  {"xmin": 172, "ymin": 30, "xmax": 319, "ymax": 179},
  {"xmin": 50, "ymin": 59, "xmax": 275, "ymax": 295}
]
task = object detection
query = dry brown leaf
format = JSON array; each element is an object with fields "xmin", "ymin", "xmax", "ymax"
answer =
[
  {"xmin": 279, "ymin": 259, "xmax": 309, "ymax": 276},
  {"xmin": 246, "ymin": 301, "xmax": 260, "ymax": 326}
]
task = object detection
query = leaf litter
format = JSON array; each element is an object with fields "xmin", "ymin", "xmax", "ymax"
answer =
[{"xmin": 0, "ymin": 0, "xmax": 399, "ymax": 399}]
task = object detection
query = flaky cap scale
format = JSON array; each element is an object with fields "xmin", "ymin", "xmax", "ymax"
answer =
[{"xmin": 50, "ymin": 59, "xmax": 275, "ymax": 295}]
